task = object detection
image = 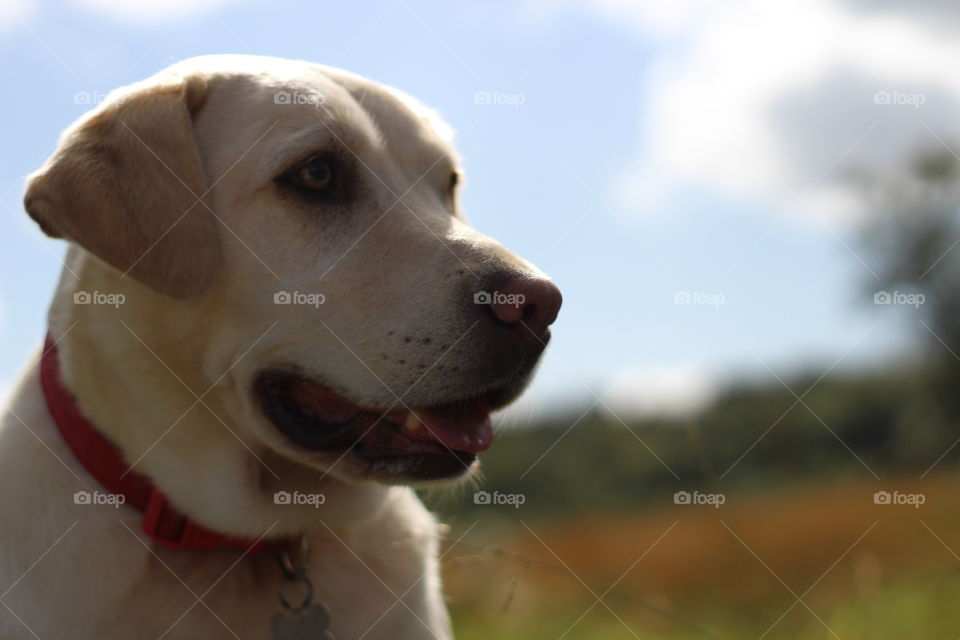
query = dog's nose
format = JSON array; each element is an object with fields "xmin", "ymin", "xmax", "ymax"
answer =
[{"xmin": 487, "ymin": 276, "xmax": 562, "ymax": 337}]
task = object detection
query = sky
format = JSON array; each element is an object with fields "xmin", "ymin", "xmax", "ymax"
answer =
[{"xmin": 2, "ymin": 0, "xmax": 958, "ymax": 420}]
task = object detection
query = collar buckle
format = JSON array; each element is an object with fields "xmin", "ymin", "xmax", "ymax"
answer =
[{"xmin": 143, "ymin": 488, "xmax": 211, "ymax": 550}]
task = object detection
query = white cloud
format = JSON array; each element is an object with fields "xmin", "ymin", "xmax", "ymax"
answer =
[
  {"xmin": 567, "ymin": 0, "xmax": 960, "ymax": 224},
  {"xmin": 603, "ymin": 364, "xmax": 717, "ymax": 419},
  {"xmin": 69, "ymin": 0, "xmax": 243, "ymax": 24},
  {"xmin": 1, "ymin": 0, "xmax": 244, "ymax": 32},
  {"xmin": 0, "ymin": 0, "xmax": 34, "ymax": 34}
]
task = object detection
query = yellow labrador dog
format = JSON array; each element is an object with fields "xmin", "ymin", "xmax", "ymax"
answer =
[{"xmin": 0, "ymin": 55, "xmax": 560, "ymax": 639}]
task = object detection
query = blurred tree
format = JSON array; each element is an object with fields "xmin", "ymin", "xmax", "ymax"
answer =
[{"xmin": 858, "ymin": 148, "xmax": 960, "ymax": 419}]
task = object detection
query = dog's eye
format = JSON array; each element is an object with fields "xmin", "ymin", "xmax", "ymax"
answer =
[
  {"xmin": 276, "ymin": 152, "xmax": 354, "ymax": 206},
  {"xmin": 448, "ymin": 171, "xmax": 459, "ymax": 194},
  {"xmin": 291, "ymin": 158, "xmax": 334, "ymax": 191}
]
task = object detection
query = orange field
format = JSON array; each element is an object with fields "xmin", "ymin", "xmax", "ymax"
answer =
[{"xmin": 442, "ymin": 474, "xmax": 960, "ymax": 639}]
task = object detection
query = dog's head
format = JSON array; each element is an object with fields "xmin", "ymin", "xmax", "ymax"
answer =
[{"xmin": 25, "ymin": 55, "xmax": 561, "ymax": 490}]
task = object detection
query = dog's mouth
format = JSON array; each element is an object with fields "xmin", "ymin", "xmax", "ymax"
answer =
[{"xmin": 255, "ymin": 371, "xmax": 497, "ymax": 480}]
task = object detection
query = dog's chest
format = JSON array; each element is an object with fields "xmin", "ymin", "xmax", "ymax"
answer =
[
  {"xmin": 100, "ymin": 540, "xmax": 426, "ymax": 640},
  {"xmin": 0, "ymin": 520, "xmax": 434, "ymax": 640}
]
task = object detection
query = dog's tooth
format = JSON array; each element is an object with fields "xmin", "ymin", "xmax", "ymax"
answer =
[{"xmin": 403, "ymin": 411, "xmax": 421, "ymax": 431}]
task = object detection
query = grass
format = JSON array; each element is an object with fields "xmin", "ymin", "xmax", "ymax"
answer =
[
  {"xmin": 440, "ymin": 473, "xmax": 960, "ymax": 639},
  {"xmin": 452, "ymin": 576, "xmax": 960, "ymax": 640}
]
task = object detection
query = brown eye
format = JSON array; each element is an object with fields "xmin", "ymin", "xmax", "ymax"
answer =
[
  {"xmin": 293, "ymin": 158, "xmax": 334, "ymax": 191},
  {"xmin": 448, "ymin": 171, "xmax": 459, "ymax": 194}
]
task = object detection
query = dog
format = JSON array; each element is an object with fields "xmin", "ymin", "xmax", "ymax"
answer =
[{"xmin": 0, "ymin": 55, "xmax": 561, "ymax": 639}]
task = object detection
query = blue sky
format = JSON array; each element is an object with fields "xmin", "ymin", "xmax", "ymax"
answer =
[{"xmin": 1, "ymin": 0, "xmax": 949, "ymax": 417}]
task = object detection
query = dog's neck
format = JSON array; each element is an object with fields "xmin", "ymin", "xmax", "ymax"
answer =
[{"xmin": 46, "ymin": 248, "xmax": 393, "ymax": 540}]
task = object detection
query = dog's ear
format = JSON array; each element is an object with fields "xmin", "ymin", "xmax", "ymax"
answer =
[{"xmin": 24, "ymin": 74, "xmax": 221, "ymax": 298}]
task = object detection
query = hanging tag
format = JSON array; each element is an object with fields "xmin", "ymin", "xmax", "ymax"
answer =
[
  {"xmin": 271, "ymin": 602, "xmax": 334, "ymax": 640},
  {"xmin": 272, "ymin": 537, "xmax": 335, "ymax": 639}
]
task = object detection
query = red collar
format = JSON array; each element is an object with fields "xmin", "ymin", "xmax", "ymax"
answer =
[{"xmin": 40, "ymin": 334, "xmax": 286, "ymax": 554}]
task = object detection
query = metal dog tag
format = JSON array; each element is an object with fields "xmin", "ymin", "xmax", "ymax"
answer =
[
  {"xmin": 271, "ymin": 603, "xmax": 334, "ymax": 640},
  {"xmin": 272, "ymin": 537, "xmax": 335, "ymax": 640}
]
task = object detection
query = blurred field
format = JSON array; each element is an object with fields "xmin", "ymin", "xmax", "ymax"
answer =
[
  {"xmin": 440, "ymin": 473, "xmax": 960, "ymax": 639},
  {"xmin": 418, "ymin": 348, "xmax": 960, "ymax": 638}
]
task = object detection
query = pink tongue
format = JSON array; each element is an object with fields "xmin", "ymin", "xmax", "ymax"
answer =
[{"xmin": 417, "ymin": 399, "xmax": 493, "ymax": 453}]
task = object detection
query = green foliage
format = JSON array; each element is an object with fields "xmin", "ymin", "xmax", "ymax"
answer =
[{"xmin": 424, "ymin": 366, "xmax": 956, "ymax": 521}]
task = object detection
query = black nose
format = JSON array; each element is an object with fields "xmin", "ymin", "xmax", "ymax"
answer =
[{"xmin": 484, "ymin": 276, "xmax": 562, "ymax": 338}]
